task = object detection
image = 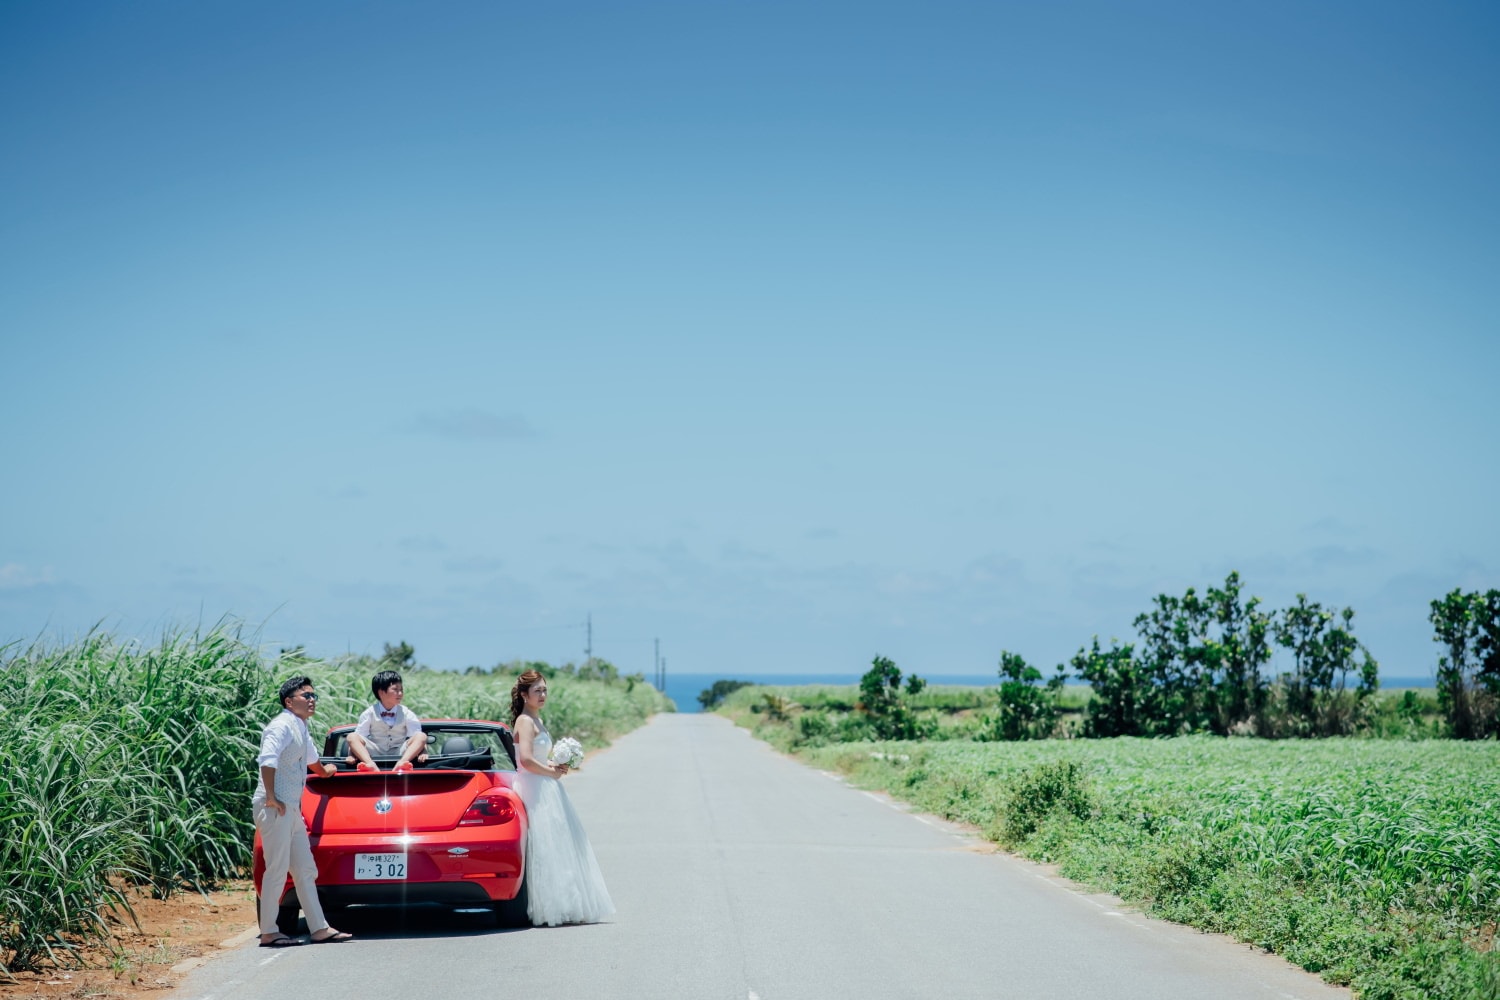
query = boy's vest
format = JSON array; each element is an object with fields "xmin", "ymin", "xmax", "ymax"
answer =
[{"xmin": 366, "ymin": 711, "xmax": 414, "ymax": 755}]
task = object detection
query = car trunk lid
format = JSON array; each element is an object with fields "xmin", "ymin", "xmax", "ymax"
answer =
[{"xmin": 302, "ymin": 771, "xmax": 491, "ymax": 835}]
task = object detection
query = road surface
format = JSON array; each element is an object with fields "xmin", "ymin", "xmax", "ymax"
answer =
[{"xmin": 173, "ymin": 713, "xmax": 1349, "ymax": 1000}]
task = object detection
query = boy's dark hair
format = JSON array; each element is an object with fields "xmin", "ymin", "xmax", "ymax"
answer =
[
  {"xmin": 279, "ymin": 675, "xmax": 315, "ymax": 708},
  {"xmin": 372, "ymin": 670, "xmax": 404, "ymax": 697}
]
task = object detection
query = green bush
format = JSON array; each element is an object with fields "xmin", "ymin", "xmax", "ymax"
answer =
[
  {"xmin": 698, "ymin": 679, "xmax": 753, "ymax": 710},
  {"xmin": 989, "ymin": 651, "xmax": 1064, "ymax": 740},
  {"xmin": 1430, "ymin": 588, "xmax": 1500, "ymax": 739},
  {"xmin": 756, "ymin": 692, "xmax": 796, "ymax": 722},
  {"xmin": 859, "ymin": 656, "xmax": 929, "ymax": 740},
  {"xmin": 1362, "ymin": 688, "xmax": 1444, "ymax": 739},
  {"xmin": 999, "ymin": 759, "xmax": 1093, "ymax": 845},
  {"xmin": 795, "ymin": 710, "xmax": 833, "ymax": 746},
  {"xmin": 1267, "ymin": 595, "xmax": 1378, "ymax": 737},
  {"xmin": 1080, "ymin": 574, "xmax": 1388, "ymax": 739},
  {"xmin": 1130, "ymin": 830, "xmax": 1234, "ymax": 907}
]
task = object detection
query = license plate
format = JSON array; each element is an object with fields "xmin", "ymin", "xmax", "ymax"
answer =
[{"xmin": 355, "ymin": 853, "xmax": 407, "ymax": 880}]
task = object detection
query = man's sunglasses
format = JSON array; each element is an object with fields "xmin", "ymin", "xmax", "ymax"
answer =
[{"xmin": 295, "ymin": 691, "xmax": 319, "ymax": 701}]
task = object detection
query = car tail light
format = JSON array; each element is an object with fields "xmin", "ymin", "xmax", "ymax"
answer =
[{"xmin": 459, "ymin": 791, "xmax": 516, "ymax": 826}]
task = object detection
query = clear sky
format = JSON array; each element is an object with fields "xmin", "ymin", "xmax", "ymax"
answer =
[{"xmin": 2, "ymin": 1, "xmax": 1496, "ymax": 681}]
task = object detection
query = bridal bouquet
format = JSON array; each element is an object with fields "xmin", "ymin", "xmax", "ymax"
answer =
[{"xmin": 549, "ymin": 736, "xmax": 585, "ymax": 769}]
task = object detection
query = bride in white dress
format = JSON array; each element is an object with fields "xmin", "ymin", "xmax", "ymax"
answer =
[{"xmin": 510, "ymin": 670, "xmax": 616, "ymax": 927}]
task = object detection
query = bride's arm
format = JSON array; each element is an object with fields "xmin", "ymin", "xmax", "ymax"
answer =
[{"xmin": 514, "ymin": 716, "xmax": 569, "ymax": 777}]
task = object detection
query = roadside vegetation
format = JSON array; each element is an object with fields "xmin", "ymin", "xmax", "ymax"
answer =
[
  {"xmin": 779, "ymin": 734, "xmax": 1500, "ymax": 1000},
  {"xmin": 0, "ymin": 624, "xmax": 670, "ymax": 977},
  {"xmin": 711, "ymin": 576, "xmax": 1500, "ymax": 999}
]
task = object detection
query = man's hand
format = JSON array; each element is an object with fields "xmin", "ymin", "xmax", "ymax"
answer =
[
  {"xmin": 266, "ymin": 797, "xmax": 286, "ymax": 817},
  {"xmin": 320, "ymin": 762, "xmax": 337, "ymax": 777}
]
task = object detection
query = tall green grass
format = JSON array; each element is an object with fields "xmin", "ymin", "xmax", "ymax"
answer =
[
  {"xmin": 0, "ymin": 625, "xmax": 670, "ymax": 975},
  {"xmin": 0, "ymin": 624, "xmax": 267, "ymax": 972},
  {"xmin": 0, "ymin": 722, "xmax": 148, "ymax": 971}
]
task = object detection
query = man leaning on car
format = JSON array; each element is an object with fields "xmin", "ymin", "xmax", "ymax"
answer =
[{"xmin": 252, "ymin": 675, "xmax": 354, "ymax": 947}]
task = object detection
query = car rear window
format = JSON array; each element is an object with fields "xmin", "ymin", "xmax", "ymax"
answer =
[{"xmin": 325, "ymin": 726, "xmax": 516, "ymax": 771}]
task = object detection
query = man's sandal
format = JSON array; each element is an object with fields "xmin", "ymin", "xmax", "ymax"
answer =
[
  {"xmin": 311, "ymin": 930, "xmax": 354, "ymax": 944},
  {"xmin": 259, "ymin": 935, "xmax": 303, "ymax": 948}
]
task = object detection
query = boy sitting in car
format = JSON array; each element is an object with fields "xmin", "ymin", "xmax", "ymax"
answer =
[{"xmin": 346, "ymin": 670, "xmax": 428, "ymax": 772}]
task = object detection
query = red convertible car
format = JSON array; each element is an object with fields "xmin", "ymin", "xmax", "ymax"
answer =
[{"xmin": 253, "ymin": 719, "xmax": 529, "ymax": 933}]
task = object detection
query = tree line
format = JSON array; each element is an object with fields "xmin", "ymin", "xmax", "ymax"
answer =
[{"xmin": 855, "ymin": 573, "xmax": 1498, "ymax": 741}]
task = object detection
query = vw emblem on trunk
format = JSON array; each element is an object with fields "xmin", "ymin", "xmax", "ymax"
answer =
[{"xmin": 375, "ymin": 798, "xmax": 393, "ymax": 814}]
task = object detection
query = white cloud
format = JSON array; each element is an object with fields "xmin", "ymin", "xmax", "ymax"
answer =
[
  {"xmin": 0, "ymin": 563, "xmax": 55, "ymax": 590},
  {"xmin": 964, "ymin": 554, "xmax": 1025, "ymax": 587}
]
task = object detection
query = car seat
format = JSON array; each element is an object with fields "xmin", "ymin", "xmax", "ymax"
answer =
[{"xmin": 441, "ymin": 735, "xmax": 474, "ymax": 755}]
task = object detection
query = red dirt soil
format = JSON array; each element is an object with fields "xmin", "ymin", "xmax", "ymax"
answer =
[{"xmin": 1, "ymin": 883, "xmax": 257, "ymax": 1000}]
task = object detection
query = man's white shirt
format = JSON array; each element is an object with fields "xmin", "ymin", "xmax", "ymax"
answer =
[{"xmin": 253, "ymin": 709, "xmax": 320, "ymax": 807}]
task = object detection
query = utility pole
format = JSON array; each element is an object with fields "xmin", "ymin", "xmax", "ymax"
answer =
[{"xmin": 654, "ymin": 637, "xmax": 660, "ymax": 691}]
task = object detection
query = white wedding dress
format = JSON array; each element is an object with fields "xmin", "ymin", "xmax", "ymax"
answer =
[{"xmin": 514, "ymin": 728, "xmax": 616, "ymax": 926}]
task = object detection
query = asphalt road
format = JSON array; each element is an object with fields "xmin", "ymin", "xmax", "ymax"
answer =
[{"xmin": 173, "ymin": 713, "xmax": 1350, "ymax": 1000}]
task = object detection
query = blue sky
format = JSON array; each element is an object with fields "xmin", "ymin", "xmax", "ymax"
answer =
[{"xmin": 2, "ymin": 1, "xmax": 1496, "ymax": 681}]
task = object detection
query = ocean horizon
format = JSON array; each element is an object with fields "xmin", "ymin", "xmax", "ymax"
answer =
[{"xmin": 659, "ymin": 671, "xmax": 1438, "ymax": 714}]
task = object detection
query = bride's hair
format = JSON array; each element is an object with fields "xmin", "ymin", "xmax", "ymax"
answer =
[{"xmin": 510, "ymin": 669, "xmax": 544, "ymax": 725}]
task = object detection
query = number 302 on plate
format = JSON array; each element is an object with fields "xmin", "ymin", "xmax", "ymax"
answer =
[{"xmin": 355, "ymin": 853, "xmax": 407, "ymax": 880}]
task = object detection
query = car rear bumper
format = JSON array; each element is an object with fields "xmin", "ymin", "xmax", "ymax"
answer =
[
  {"xmin": 282, "ymin": 880, "xmax": 505, "ymax": 909},
  {"xmin": 265, "ymin": 829, "xmax": 525, "ymax": 906}
]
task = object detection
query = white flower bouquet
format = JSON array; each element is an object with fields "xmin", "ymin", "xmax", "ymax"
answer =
[{"xmin": 549, "ymin": 736, "xmax": 585, "ymax": 769}]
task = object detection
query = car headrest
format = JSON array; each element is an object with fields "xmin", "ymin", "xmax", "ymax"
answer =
[{"xmin": 442, "ymin": 736, "xmax": 474, "ymax": 755}]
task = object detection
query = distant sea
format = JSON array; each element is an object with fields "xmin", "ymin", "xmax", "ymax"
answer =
[{"xmin": 661, "ymin": 671, "xmax": 1437, "ymax": 714}]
